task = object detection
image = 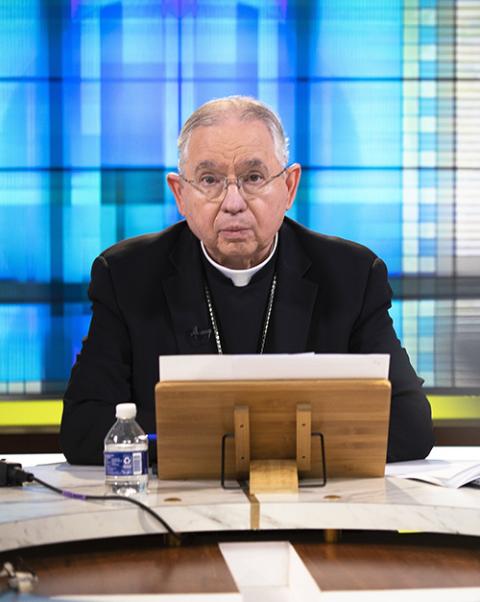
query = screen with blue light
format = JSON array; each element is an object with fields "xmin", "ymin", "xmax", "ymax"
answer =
[{"xmin": 1, "ymin": 0, "xmax": 479, "ymax": 396}]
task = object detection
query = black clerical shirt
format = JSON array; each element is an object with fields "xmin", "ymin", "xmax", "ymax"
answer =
[{"xmin": 201, "ymin": 251, "xmax": 277, "ymax": 354}]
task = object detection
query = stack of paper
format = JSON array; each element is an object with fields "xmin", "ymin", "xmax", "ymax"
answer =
[
  {"xmin": 159, "ymin": 353, "xmax": 390, "ymax": 381},
  {"xmin": 386, "ymin": 459, "xmax": 480, "ymax": 488}
]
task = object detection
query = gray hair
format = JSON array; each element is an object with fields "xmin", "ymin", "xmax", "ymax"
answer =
[{"xmin": 177, "ymin": 96, "xmax": 289, "ymax": 170}]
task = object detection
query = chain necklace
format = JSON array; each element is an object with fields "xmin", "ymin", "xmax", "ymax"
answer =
[{"xmin": 203, "ymin": 273, "xmax": 277, "ymax": 355}]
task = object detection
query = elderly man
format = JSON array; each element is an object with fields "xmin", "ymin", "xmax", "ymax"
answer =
[{"xmin": 61, "ymin": 96, "xmax": 434, "ymax": 465}]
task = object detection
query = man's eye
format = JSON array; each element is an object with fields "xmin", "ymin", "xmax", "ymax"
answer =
[
  {"xmin": 245, "ymin": 173, "xmax": 265, "ymax": 184},
  {"xmin": 199, "ymin": 174, "xmax": 220, "ymax": 186}
]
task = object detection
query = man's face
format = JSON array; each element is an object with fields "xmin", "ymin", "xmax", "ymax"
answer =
[{"xmin": 167, "ymin": 117, "xmax": 301, "ymax": 269}]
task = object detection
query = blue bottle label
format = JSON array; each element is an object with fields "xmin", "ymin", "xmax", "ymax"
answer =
[{"xmin": 104, "ymin": 451, "xmax": 148, "ymax": 476}]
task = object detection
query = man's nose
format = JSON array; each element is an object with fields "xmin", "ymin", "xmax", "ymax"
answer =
[{"xmin": 221, "ymin": 180, "xmax": 247, "ymax": 212}]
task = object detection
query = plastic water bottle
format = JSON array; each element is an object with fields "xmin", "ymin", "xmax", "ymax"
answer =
[{"xmin": 104, "ymin": 403, "xmax": 148, "ymax": 495}]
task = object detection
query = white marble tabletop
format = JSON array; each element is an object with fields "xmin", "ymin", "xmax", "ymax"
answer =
[{"xmin": 1, "ymin": 447, "xmax": 479, "ymax": 553}]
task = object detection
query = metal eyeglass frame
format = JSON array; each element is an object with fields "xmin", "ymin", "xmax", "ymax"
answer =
[{"xmin": 178, "ymin": 166, "xmax": 288, "ymax": 201}]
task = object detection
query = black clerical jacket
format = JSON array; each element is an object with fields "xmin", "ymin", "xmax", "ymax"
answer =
[{"xmin": 61, "ymin": 218, "xmax": 434, "ymax": 464}]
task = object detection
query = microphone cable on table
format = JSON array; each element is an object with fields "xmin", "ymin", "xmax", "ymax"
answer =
[{"xmin": 0, "ymin": 460, "xmax": 181, "ymax": 544}]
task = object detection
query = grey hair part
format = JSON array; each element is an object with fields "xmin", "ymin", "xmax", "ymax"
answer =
[{"xmin": 177, "ymin": 96, "xmax": 289, "ymax": 170}]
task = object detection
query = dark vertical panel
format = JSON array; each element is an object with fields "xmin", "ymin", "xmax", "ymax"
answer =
[
  {"xmin": 100, "ymin": 2, "xmax": 125, "ymax": 242},
  {"xmin": 41, "ymin": 0, "xmax": 71, "ymax": 393},
  {"xmin": 42, "ymin": 0, "xmax": 70, "ymax": 288},
  {"xmin": 291, "ymin": 2, "xmax": 315, "ymax": 226},
  {"xmin": 177, "ymin": 0, "xmax": 183, "ymax": 135},
  {"xmin": 236, "ymin": 4, "xmax": 258, "ymax": 98}
]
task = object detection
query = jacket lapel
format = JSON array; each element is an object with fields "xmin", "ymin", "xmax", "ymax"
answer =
[
  {"xmin": 270, "ymin": 220, "xmax": 319, "ymax": 353},
  {"xmin": 161, "ymin": 226, "xmax": 215, "ymax": 354}
]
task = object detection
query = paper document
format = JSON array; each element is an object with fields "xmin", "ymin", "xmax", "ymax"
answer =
[
  {"xmin": 386, "ymin": 459, "xmax": 480, "ymax": 489},
  {"xmin": 159, "ymin": 353, "xmax": 390, "ymax": 382}
]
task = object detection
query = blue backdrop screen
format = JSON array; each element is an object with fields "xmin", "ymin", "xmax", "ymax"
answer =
[{"xmin": 1, "ymin": 0, "xmax": 479, "ymax": 395}]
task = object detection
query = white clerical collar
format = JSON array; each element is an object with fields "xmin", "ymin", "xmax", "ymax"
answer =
[{"xmin": 200, "ymin": 234, "xmax": 278, "ymax": 287}]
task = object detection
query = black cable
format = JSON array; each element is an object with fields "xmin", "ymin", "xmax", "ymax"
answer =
[{"xmin": 10, "ymin": 465, "xmax": 181, "ymax": 543}]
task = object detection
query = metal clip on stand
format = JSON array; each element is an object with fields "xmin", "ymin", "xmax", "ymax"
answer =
[{"xmin": 220, "ymin": 403, "xmax": 327, "ymax": 493}]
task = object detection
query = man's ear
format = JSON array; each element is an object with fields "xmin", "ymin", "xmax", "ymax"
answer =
[
  {"xmin": 167, "ymin": 173, "xmax": 186, "ymax": 216},
  {"xmin": 284, "ymin": 163, "xmax": 301, "ymax": 211}
]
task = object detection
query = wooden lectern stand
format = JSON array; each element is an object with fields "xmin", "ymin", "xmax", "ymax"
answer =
[{"xmin": 155, "ymin": 379, "xmax": 391, "ymax": 494}]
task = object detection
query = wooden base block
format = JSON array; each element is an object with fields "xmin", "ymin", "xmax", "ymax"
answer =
[{"xmin": 249, "ymin": 459, "xmax": 299, "ymax": 494}]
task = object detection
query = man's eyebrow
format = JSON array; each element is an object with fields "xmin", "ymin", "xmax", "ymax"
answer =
[
  {"xmin": 193, "ymin": 158, "xmax": 267, "ymax": 174},
  {"xmin": 194, "ymin": 160, "xmax": 225, "ymax": 173},
  {"xmin": 238, "ymin": 159, "xmax": 267, "ymax": 170}
]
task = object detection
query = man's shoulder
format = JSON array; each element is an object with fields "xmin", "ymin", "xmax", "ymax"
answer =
[
  {"xmin": 284, "ymin": 217, "xmax": 377, "ymax": 265},
  {"xmin": 100, "ymin": 221, "xmax": 187, "ymax": 266}
]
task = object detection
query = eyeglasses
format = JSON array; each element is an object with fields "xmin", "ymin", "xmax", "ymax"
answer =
[{"xmin": 179, "ymin": 167, "xmax": 288, "ymax": 202}]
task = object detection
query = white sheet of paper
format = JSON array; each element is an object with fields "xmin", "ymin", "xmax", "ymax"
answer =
[
  {"xmin": 159, "ymin": 353, "xmax": 390, "ymax": 382},
  {"xmin": 385, "ymin": 458, "xmax": 480, "ymax": 488}
]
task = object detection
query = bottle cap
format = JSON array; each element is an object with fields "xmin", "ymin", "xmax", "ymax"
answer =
[{"xmin": 115, "ymin": 403, "xmax": 137, "ymax": 419}]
